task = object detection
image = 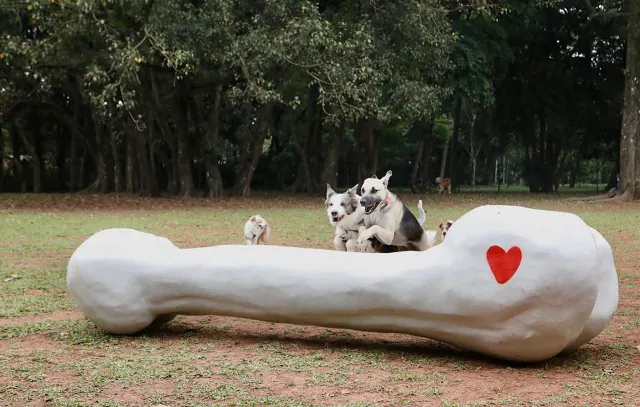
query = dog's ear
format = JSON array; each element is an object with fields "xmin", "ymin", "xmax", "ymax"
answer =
[
  {"xmin": 447, "ymin": 221, "xmax": 454, "ymax": 227},
  {"xmin": 250, "ymin": 216, "xmax": 257, "ymax": 222},
  {"xmin": 326, "ymin": 183, "xmax": 336, "ymax": 199},
  {"xmin": 371, "ymin": 174, "xmax": 378, "ymax": 179},
  {"xmin": 347, "ymin": 184, "xmax": 359, "ymax": 195},
  {"xmin": 439, "ymin": 223, "xmax": 443, "ymax": 229},
  {"xmin": 381, "ymin": 170, "xmax": 392, "ymax": 187}
]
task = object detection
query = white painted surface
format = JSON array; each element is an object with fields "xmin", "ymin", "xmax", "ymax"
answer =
[{"xmin": 66, "ymin": 205, "xmax": 618, "ymax": 362}]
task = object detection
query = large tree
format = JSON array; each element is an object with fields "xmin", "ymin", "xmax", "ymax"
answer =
[{"xmin": 619, "ymin": 0, "xmax": 640, "ymax": 199}]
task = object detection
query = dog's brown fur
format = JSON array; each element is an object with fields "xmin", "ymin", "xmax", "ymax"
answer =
[
  {"xmin": 438, "ymin": 220, "xmax": 454, "ymax": 241},
  {"xmin": 436, "ymin": 177, "xmax": 452, "ymax": 194}
]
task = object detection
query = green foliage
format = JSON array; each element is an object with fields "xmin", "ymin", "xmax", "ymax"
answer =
[{"xmin": 0, "ymin": 0, "xmax": 628, "ymax": 195}]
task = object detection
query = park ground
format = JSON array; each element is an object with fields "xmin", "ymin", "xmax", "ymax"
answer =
[{"xmin": 0, "ymin": 190, "xmax": 639, "ymax": 407}]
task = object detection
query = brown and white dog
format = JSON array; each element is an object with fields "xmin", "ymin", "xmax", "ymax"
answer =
[
  {"xmin": 438, "ymin": 220, "xmax": 454, "ymax": 242},
  {"xmin": 244, "ymin": 215, "xmax": 271, "ymax": 245},
  {"xmin": 435, "ymin": 177, "xmax": 452, "ymax": 194}
]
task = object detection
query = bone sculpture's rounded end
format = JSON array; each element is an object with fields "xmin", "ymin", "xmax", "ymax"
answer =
[
  {"xmin": 66, "ymin": 228, "xmax": 180, "ymax": 334},
  {"xmin": 66, "ymin": 206, "xmax": 618, "ymax": 362}
]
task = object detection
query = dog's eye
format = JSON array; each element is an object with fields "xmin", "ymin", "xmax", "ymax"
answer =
[
  {"xmin": 371, "ymin": 188, "xmax": 378, "ymax": 194},
  {"xmin": 340, "ymin": 202, "xmax": 345, "ymax": 207}
]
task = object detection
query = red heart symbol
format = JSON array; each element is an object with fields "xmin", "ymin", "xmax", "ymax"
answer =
[{"xmin": 486, "ymin": 245, "xmax": 522, "ymax": 284}]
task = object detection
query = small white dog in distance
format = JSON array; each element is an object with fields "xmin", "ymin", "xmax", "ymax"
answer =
[
  {"xmin": 325, "ymin": 183, "xmax": 374, "ymax": 252},
  {"xmin": 244, "ymin": 215, "xmax": 271, "ymax": 245}
]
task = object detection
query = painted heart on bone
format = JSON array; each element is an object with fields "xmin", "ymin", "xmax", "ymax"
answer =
[{"xmin": 486, "ymin": 245, "xmax": 522, "ymax": 284}]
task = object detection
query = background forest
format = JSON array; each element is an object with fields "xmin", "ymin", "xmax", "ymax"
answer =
[{"xmin": 1, "ymin": 0, "xmax": 637, "ymax": 198}]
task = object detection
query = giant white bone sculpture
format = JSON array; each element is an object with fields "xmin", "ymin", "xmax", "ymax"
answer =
[{"xmin": 66, "ymin": 205, "xmax": 618, "ymax": 363}]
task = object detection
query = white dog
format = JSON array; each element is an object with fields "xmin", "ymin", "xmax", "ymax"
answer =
[
  {"xmin": 325, "ymin": 184, "xmax": 374, "ymax": 252},
  {"xmin": 244, "ymin": 215, "xmax": 271, "ymax": 245}
]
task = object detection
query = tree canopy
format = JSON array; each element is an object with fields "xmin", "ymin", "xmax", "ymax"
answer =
[{"xmin": 0, "ymin": 0, "xmax": 633, "ymax": 197}]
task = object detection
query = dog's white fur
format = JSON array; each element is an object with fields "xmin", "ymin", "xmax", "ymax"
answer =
[
  {"xmin": 417, "ymin": 199, "xmax": 438, "ymax": 248},
  {"xmin": 244, "ymin": 215, "xmax": 271, "ymax": 245},
  {"xmin": 326, "ymin": 184, "xmax": 374, "ymax": 252},
  {"xmin": 357, "ymin": 170, "xmax": 432, "ymax": 251}
]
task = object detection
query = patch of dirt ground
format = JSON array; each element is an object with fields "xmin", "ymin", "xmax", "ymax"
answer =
[{"xmin": 1, "ymin": 194, "xmax": 639, "ymax": 406}]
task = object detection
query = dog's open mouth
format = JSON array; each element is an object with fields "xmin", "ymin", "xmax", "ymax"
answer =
[
  {"xmin": 331, "ymin": 215, "xmax": 345, "ymax": 223},
  {"xmin": 363, "ymin": 202, "xmax": 379, "ymax": 215}
]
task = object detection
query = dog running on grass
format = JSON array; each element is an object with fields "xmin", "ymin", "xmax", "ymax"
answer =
[
  {"xmin": 435, "ymin": 176, "xmax": 452, "ymax": 194},
  {"xmin": 325, "ymin": 184, "xmax": 374, "ymax": 252},
  {"xmin": 356, "ymin": 170, "xmax": 433, "ymax": 251},
  {"xmin": 244, "ymin": 215, "xmax": 271, "ymax": 245}
]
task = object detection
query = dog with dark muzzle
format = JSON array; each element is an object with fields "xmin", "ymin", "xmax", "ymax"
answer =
[{"xmin": 356, "ymin": 170, "xmax": 433, "ymax": 252}]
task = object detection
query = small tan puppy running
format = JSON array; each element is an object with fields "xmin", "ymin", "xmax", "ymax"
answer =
[{"xmin": 436, "ymin": 177, "xmax": 452, "ymax": 194}]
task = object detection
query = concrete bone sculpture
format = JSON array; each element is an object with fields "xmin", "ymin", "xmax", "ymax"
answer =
[{"xmin": 66, "ymin": 205, "xmax": 618, "ymax": 363}]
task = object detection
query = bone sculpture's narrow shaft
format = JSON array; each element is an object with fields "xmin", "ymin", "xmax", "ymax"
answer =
[{"xmin": 67, "ymin": 205, "xmax": 618, "ymax": 363}]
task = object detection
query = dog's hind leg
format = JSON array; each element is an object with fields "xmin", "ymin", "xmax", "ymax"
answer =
[{"xmin": 412, "ymin": 234, "xmax": 433, "ymax": 251}]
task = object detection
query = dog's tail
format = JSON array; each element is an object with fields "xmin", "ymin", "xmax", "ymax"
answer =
[{"xmin": 417, "ymin": 199, "xmax": 426, "ymax": 227}]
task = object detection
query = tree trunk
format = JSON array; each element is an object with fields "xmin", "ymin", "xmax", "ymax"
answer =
[
  {"xmin": 174, "ymin": 80, "xmax": 195, "ymax": 197},
  {"xmin": 440, "ymin": 137, "xmax": 449, "ymax": 179},
  {"xmin": 448, "ymin": 97, "xmax": 463, "ymax": 190},
  {"xmin": 136, "ymin": 134, "xmax": 155, "ymax": 196},
  {"xmin": 79, "ymin": 147, "xmax": 87, "ymax": 190},
  {"xmin": 471, "ymin": 153, "xmax": 477, "ymax": 187},
  {"xmin": 410, "ymin": 126, "xmax": 425, "ymax": 193},
  {"xmin": 69, "ymin": 127, "xmax": 79, "ymax": 192},
  {"xmin": 356, "ymin": 118, "xmax": 377, "ymax": 184},
  {"xmin": 9, "ymin": 126, "xmax": 28, "ymax": 193},
  {"xmin": 307, "ymin": 83, "xmax": 324, "ymax": 192},
  {"xmin": 570, "ymin": 153, "xmax": 580, "ymax": 188},
  {"xmin": 0, "ymin": 127, "xmax": 4, "ymax": 192},
  {"xmin": 321, "ymin": 122, "xmax": 344, "ymax": 189},
  {"xmin": 618, "ymin": 0, "xmax": 640, "ymax": 200},
  {"xmin": 206, "ymin": 84, "xmax": 224, "ymax": 198},
  {"xmin": 234, "ymin": 103, "xmax": 273, "ymax": 197},
  {"xmin": 55, "ymin": 125, "xmax": 68, "ymax": 191},
  {"xmin": 416, "ymin": 119, "xmax": 435, "ymax": 191},
  {"xmin": 126, "ymin": 135, "xmax": 136, "ymax": 193},
  {"xmin": 94, "ymin": 122, "xmax": 110, "ymax": 194},
  {"xmin": 111, "ymin": 130, "xmax": 122, "ymax": 193},
  {"xmin": 16, "ymin": 120, "xmax": 42, "ymax": 193}
]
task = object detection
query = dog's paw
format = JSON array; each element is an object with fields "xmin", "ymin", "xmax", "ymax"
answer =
[{"xmin": 357, "ymin": 232, "xmax": 369, "ymax": 245}]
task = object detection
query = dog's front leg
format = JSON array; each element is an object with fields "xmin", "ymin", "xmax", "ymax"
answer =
[
  {"xmin": 357, "ymin": 225, "xmax": 394, "ymax": 246},
  {"xmin": 345, "ymin": 238, "xmax": 359, "ymax": 252},
  {"xmin": 333, "ymin": 227, "xmax": 347, "ymax": 251}
]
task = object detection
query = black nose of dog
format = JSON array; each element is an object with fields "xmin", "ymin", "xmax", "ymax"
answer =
[
  {"xmin": 360, "ymin": 199, "xmax": 366, "ymax": 206},
  {"xmin": 331, "ymin": 211, "xmax": 338, "ymax": 216}
]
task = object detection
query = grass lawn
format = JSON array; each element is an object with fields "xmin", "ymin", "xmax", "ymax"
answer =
[{"xmin": 1, "ymin": 192, "xmax": 639, "ymax": 407}]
